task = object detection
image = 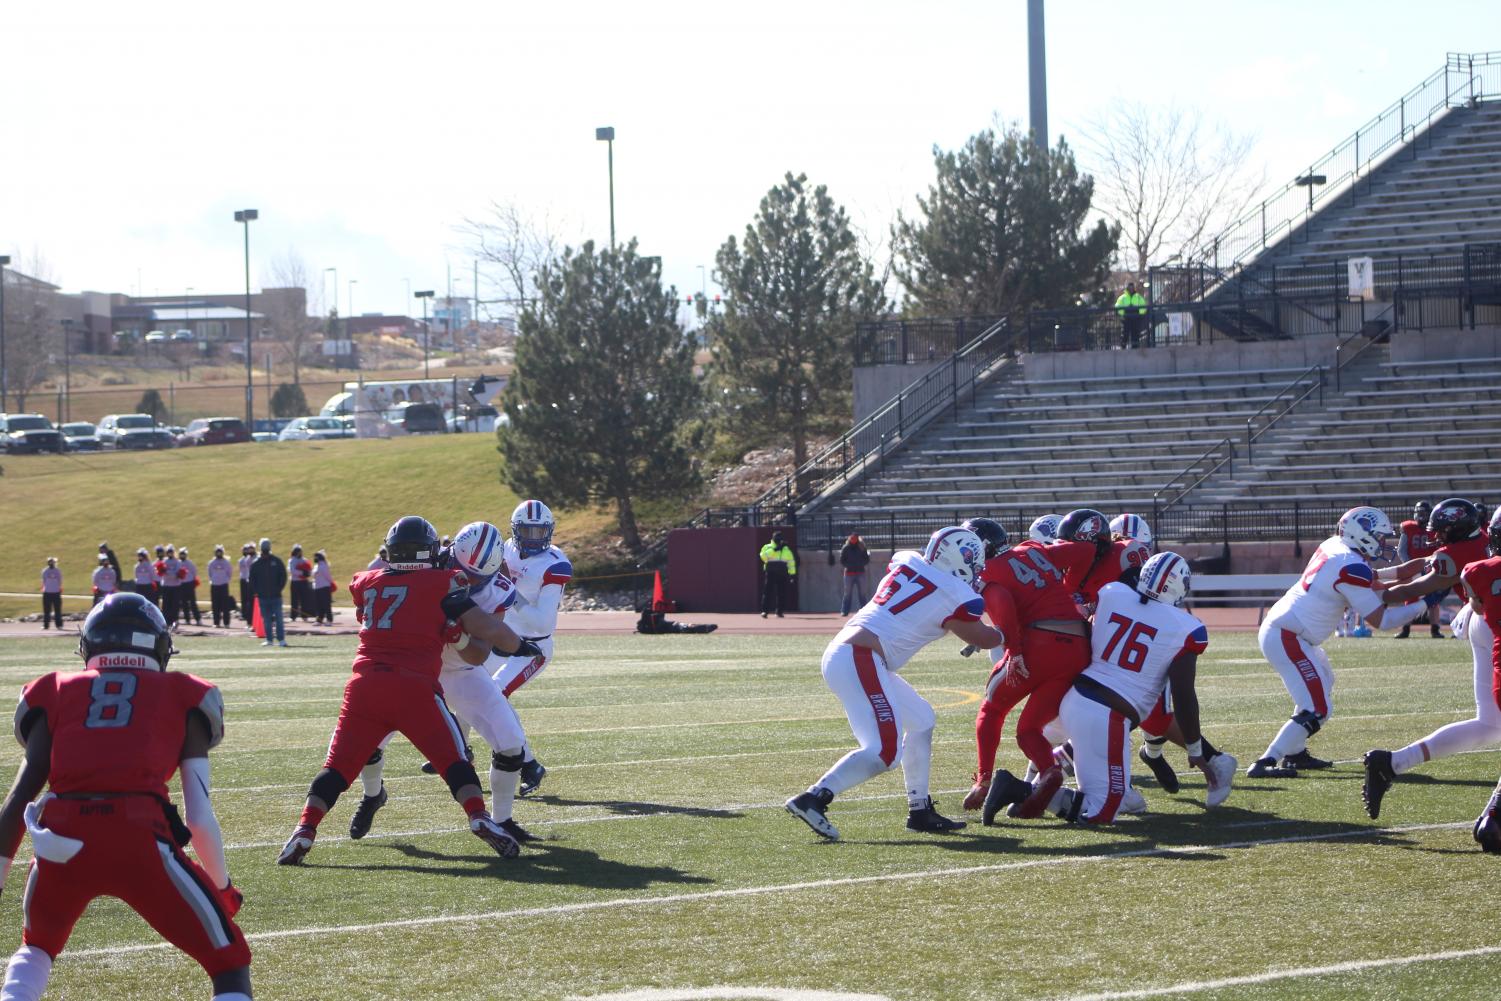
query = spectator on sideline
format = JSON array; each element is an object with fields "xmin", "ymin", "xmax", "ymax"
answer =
[
  {"xmin": 179, "ymin": 546, "xmax": 203, "ymax": 626},
  {"xmin": 368, "ymin": 547, "xmax": 390, "ymax": 570},
  {"xmin": 132, "ymin": 548, "xmax": 156, "ymax": 599},
  {"xmin": 208, "ymin": 545, "xmax": 235, "ymax": 627},
  {"xmin": 40, "ymin": 558, "xmax": 62, "ymax": 630},
  {"xmin": 250, "ymin": 537, "xmax": 288, "ymax": 647},
  {"xmin": 288, "ymin": 544, "xmax": 312, "ymax": 622},
  {"xmin": 1115, "ymin": 281, "xmax": 1147, "ymax": 349},
  {"xmin": 759, "ymin": 530, "xmax": 797, "ymax": 619},
  {"xmin": 311, "ymin": 550, "xmax": 334, "ymax": 625},
  {"xmin": 91, "ymin": 555, "xmax": 117, "ymax": 606},
  {"xmin": 159, "ymin": 544, "xmax": 183, "ymax": 630},
  {"xmin": 839, "ymin": 533, "xmax": 871, "ymax": 615},
  {"xmin": 150, "ymin": 545, "xmax": 166, "ymax": 607},
  {"xmin": 98, "ymin": 540, "xmax": 120, "ymax": 579},
  {"xmin": 238, "ymin": 542, "xmax": 256, "ymax": 627}
]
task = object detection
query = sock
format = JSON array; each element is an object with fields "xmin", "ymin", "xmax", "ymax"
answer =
[
  {"xmin": 491, "ymin": 766, "xmax": 518, "ymax": 822},
  {"xmin": 359, "ymin": 762, "xmax": 383, "ymax": 799},
  {"xmin": 806, "ymin": 785, "xmax": 834, "ymax": 805},
  {"xmin": 1200, "ymin": 736, "xmax": 1219, "ymax": 758},
  {"xmin": 212, "ymin": 994, "xmax": 253, "ymax": 1001},
  {"xmin": 1142, "ymin": 737, "xmax": 1166, "ymax": 759},
  {"xmin": 816, "ymin": 749, "xmax": 888, "ymax": 796},
  {"xmin": 1393, "ymin": 717, "xmax": 1501, "ymax": 774},
  {"xmin": 902, "ymin": 728, "xmax": 934, "ymax": 810},
  {"xmin": 1264, "ymin": 720, "xmax": 1308, "ymax": 762},
  {"xmin": 521, "ymin": 739, "xmax": 535, "ymax": 764},
  {"xmin": 1, "ymin": 944, "xmax": 53, "ymax": 1001},
  {"xmin": 462, "ymin": 796, "xmax": 487, "ymax": 819},
  {"xmin": 298, "ymin": 804, "xmax": 326, "ymax": 830}
]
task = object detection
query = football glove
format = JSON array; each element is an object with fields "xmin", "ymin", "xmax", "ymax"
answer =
[{"xmin": 511, "ymin": 638, "xmax": 544, "ymax": 660}]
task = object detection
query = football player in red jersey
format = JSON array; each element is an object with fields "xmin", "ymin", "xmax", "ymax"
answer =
[
  {"xmin": 1378, "ymin": 498, "xmax": 1489, "ymax": 613},
  {"xmin": 1465, "ymin": 509, "xmax": 1501, "ymax": 852},
  {"xmin": 1395, "ymin": 500, "xmax": 1444, "ymax": 638},
  {"xmin": 1368, "ymin": 505, "xmax": 1501, "ymax": 822},
  {"xmin": 964, "ymin": 512, "xmax": 1106, "ymax": 818},
  {"xmin": 277, "ymin": 516, "xmax": 543, "ymax": 866},
  {"xmin": 0, "ymin": 593, "xmax": 253, "ymax": 1001}
]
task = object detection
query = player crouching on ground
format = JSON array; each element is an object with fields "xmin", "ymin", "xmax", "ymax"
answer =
[
  {"xmin": 984, "ymin": 553, "xmax": 1234, "ymax": 824},
  {"xmin": 0, "ymin": 593, "xmax": 253, "ymax": 1001},
  {"xmin": 1246, "ymin": 507, "xmax": 1430, "ymax": 779},
  {"xmin": 277, "ymin": 516, "xmax": 543, "ymax": 866},
  {"xmin": 786, "ymin": 528, "xmax": 1002, "ymax": 841}
]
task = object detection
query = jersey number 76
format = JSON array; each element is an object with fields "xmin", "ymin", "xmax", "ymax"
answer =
[{"xmin": 1100, "ymin": 612, "xmax": 1158, "ymax": 672}]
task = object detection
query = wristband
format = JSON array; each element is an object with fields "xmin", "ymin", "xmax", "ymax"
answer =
[
  {"xmin": 454, "ymin": 633, "xmax": 471, "ymax": 651},
  {"xmin": 1184, "ymin": 740, "xmax": 1203, "ymax": 759}
]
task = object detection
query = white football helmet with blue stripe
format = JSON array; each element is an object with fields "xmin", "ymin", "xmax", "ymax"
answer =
[
  {"xmin": 1110, "ymin": 513, "xmax": 1153, "ymax": 546},
  {"xmin": 1135, "ymin": 552, "xmax": 1190, "ymax": 606},
  {"xmin": 511, "ymin": 499, "xmax": 556, "ymax": 558},
  {"xmin": 452, "ymin": 521, "xmax": 507, "ymax": 581},
  {"xmin": 923, "ymin": 527, "xmax": 985, "ymax": 589}
]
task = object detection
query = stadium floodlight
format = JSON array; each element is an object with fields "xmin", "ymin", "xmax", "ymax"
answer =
[
  {"xmin": 596, "ymin": 126, "xmax": 616, "ymax": 249},
  {"xmin": 234, "ymin": 210, "xmax": 258, "ymax": 427},
  {"xmin": 0, "ymin": 253, "xmax": 10, "ymax": 412},
  {"xmin": 1295, "ymin": 174, "xmax": 1327, "ymax": 212}
]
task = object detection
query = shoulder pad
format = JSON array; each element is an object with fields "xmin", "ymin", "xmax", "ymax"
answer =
[
  {"xmin": 193, "ymin": 685, "xmax": 226, "ymax": 749},
  {"xmin": 1431, "ymin": 551, "xmax": 1459, "ymax": 579},
  {"xmin": 1336, "ymin": 562, "xmax": 1375, "ymax": 587},
  {"xmin": 14, "ymin": 675, "xmax": 53, "ymax": 747},
  {"xmin": 543, "ymin": 560, "xmax": 573, "ymax": 586}
]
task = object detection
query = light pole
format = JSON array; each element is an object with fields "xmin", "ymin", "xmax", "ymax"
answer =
[
  {"xmin": 234, "ymin": 210, "xmax": 258, "ymax": 427},
  {"xmin": 415, "ymin": 290, "xmax": 435, "ymax": 379},
  {"xmin": 60, "ymin": 318, "xmax": 72, "ymax": 423},
  {"xmin": 348, "ymin": 279, "xmax": 358, "ymax": 327},
  {"xmin": 0, "ymin": 253, "xmax": 10, "ymax": 412},
  {"xmin": 595, "ymin": 126, "xmax": 615, "ymax": 249}
]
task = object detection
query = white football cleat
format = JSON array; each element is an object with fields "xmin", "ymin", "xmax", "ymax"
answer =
[{"xmin": 1205, "ymin": 752, "xmax": 1238, "ymax": 808}]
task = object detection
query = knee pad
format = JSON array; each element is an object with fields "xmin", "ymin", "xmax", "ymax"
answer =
[
  {"xmin": 442, "ymin": 760, "xmax": 482, "ymax": 798},
  {"xmin": 1292, "ymin": 710, "xmax": 1324, "ymax": 737},
  {"xmin": 364, "ymin": 748, "xmax": 383, "ymax": 767},
  {"xmin": 308, "ymin": 768, "xmax": 350, "ymax": 805},
  {"xmin": 491, "ymin": 749, "xmax": 524, "ymax": 773}
]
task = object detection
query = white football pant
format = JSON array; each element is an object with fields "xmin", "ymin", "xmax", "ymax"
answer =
[
  {"xmin": 1392, "ymin": 614, "xmax": 1501, "ymax": 773},
  {"xmin": 1259, "ymin": 622, "xmax": 1335, "ymax": 761},
  {"xmin": 812, "ymin": 642, "xmax": 936, "ymax": 809},
  {"xmin": 1058, "ymin": 688, "xmax": 1135, "ymax": 824},
  {"xmin": 492, "ymin": 637, "xmax": 554, "ymax": 765}
]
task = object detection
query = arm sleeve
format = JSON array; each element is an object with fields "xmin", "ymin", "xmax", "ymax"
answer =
[
  {"xmin": 440, "ymin": 586, "xmax": 478, "ymax": 620},
  {"xmin": 1397, "ymin": 530, "xmax": 1411, "ymax": 563},
  {"xmin": 981, "ymin": 583, "xmax": 1021, "ymax": 653},
  {"xmin": 179, "ymin": 757, "xmax": 229, "ymax": 890},
  {"xmin": 531, "ymin": 582, "xmax": 564, "ymax": 632}
]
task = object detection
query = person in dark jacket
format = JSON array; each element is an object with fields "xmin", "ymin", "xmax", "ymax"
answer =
[
  {"xmin": 759, "ymin": 531, "xmax": 797, "ymax": 618},
  {"xmin": 249, "ymin": 537, "xmax": 289, "ymax": 647},
  {"xmin": 838, "ymin": 533, "xmax": 871, "ymax": 615},
  {"xmin": 98, "ymin": 541, "xmax": 121, "ymax": 579}
]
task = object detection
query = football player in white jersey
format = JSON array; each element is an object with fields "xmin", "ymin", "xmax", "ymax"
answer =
[
  {"xmin": 494, "ymin": 499, "xmax": 571, "ymax": 796},
  {"xmin": 1246, "ymin": 507, "xmax": 1429, "ymax": 778},
  {"xmin": 785, "ymin": 528, "xmax": 1003, "ymax": 841},
  {"xmin": 988, "ymin": 552, "xmax": 1236, "ymax": 824},
  {"xmin": 351, "ymin": 521, "xmax": 539, "ymax": 845}
]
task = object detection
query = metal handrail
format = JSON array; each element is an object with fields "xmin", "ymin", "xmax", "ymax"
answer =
[
  {"xmin": 1333, "ymin": 309, "xmax": 1394, "ymax": 389},
  {"xmin": 1207, "ymin": 52, "xmax": 1501, "ymax": 274},
  {"xmin": 1245, "ymin": 365, "xmax": 1326, "ymax": 461},
  {"xmin": 1153, "ymin": 437, "xmax": 1236, "ymax": 516}
]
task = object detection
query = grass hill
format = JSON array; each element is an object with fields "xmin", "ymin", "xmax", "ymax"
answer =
[{"xmin": 0, "ymin": 435, "xmax": 622, "ymax": 619}]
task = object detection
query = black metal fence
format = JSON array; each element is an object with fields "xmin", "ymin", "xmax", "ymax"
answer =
[{"xmin": 854, "ymin": 315, "xmax": 1007, "ymax": 366}]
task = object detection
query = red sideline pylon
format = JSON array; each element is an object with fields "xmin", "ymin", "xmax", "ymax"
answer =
[
  {"xmin": 651, "ymin": 570, "xmax": 672, "ymax": 612},
  {"xmin": 252, "ymin": 598, "xmax": 266, "ymax": 639}
]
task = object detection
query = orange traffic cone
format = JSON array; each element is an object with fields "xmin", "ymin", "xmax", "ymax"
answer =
[
  {"xmin": 651, "ymin": 570, "xmax": 672, "ymax": 612},
  {"xmin": 252, "ymin": 598, "xmax": 266, "ymax": 639}
]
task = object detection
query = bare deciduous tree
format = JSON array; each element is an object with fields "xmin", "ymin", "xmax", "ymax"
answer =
[
  {"xmin": 262, "ymin": 250, "xmax": 317, "ymax": 383},
  {"xmin": 1078, "ymin": 103, "xmax": 1264, "ymax": 275},
  {"xmin": 461, "ymin": 202, "xmax": 561, "ymax": 327},
  {"xmin": 1, "ymin": 254, "xmax": 59, "ymax": 412}
]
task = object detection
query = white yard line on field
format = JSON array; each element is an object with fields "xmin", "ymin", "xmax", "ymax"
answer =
[
  {"xmin": 62, "ymin": 820, "xmax": 1471, "ymax": 961},
  {"xmin": 1037, "ymin": 943, "xmax": 1501, "ymax": 1001}
]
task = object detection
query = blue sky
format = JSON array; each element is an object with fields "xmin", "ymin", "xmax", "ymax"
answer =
[{"xmin": 1, "ymin": 0, "xmax": 1489, "ymax": 317}]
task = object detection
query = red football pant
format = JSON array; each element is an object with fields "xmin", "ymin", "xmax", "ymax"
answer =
[
  {"xmin": 975, "ymin": 629, "xmax": 1091, "ymax": 776},
  {"xmin": 324, "ymin": 669, "xmax": 471, "ymax": 785},
  {"xmin": 21, "ymin": 797, "xmax": 251, "ymax": 975}
]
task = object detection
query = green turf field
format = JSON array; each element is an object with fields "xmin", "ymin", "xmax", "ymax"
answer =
[{"xmin": 0, "ymin": 630, "xmax": 1497, "ymax": 1000}]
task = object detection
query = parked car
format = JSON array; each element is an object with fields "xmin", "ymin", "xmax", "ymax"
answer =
[
  {"xmin": 279, "ymin": 415, "xmax": 354, "ymax": 441},
  {"xmin": 339, "ymin": 415, "xmax": 356, "ymax": 435},
  {"xmin": 143, "ymin": 331, "xmax": 168, "ymax": 344},
  {"xmin": 59, "ymin": 421, "xmax": 102, "ymax": 451},
  {"xmin": 177, "ymin": 417, "xmax": 251, "ymax": 447},
  {"xmin": 251, "ymin": 431, "xmax": 280, "ymax": 443},
  {"xmin": 170, "ymin": 329, "xmax": 194, "ymax": 342},
  {"xmin": 97, "ymin": 413, "xmax": 175, "ymax": 450},
  {"xmin": 386, "ymin": 401, "xmax": 447, "ymax": 434},
  {"xmin": 448, "ymin": 404, "xmax": 502, "ymax": 433},
  {"xmin": 0, "ymin": 413, "xmax": 66, "ymax": 454}
]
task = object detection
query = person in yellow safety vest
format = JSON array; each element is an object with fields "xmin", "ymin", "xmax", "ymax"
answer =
[
  {"xmin": 759, "ymin": 531, "xmax": 797, "ymax": 619},
  {"xmin": 1115, "ymin": 281, "xmax": 1147, "ymax": 349}
]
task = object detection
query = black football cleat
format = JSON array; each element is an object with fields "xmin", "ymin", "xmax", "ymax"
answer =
[
  {"xmin": 1475, "ymin": 810, "xmax": 1501, "ymax": 854},
  {"xmin": 349, "ymin": 786, "xmax": 388, "ymax": 840},
  {"xmin": 1362, "ymin": 750, "xmax": 1396, "ymax": 819},
  {"xmin": 498, "ymin": 818, "xmax": 540, "ymax": 843},
  {"xmin": 906, "ymin": 798, "xmax": 966, "ymax": 833},
  {"xmin": 785, "ymin": 789, "xmax": 839, "ymax": 841},
  {"xmin": 1010, "ymin": 765, "xmax": 1064, "ymax": 820},
  {"xmin": 518, "ymin": 758, "xmax": 547, "ymax": 797},
  {"xmin": 1138, "ymin": 746, "xmax": 1181, "ymax": 794},
  {"xmin": 1246, "ymin": 756, "xmax": 1298, "ymax": 779},
  {"xmin": 981, "ymin": 771, "xmax": 1032, "ymax": 827},
  {"xmin": 1282, "ymin": 750, "xmax": 1333, "ymax": 771},
  {"xmin": 1395, "ymin": 626, "xmax": 1411, "ymax": 639},
  {"xmin": 470, "ymin": 813, "xmax": 522, "ymax": 859}
]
